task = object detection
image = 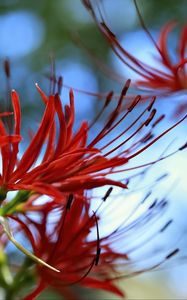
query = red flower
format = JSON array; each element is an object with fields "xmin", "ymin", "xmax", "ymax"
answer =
[
  {"xmin": 11, "ymin": 190, "xmax": 179, "ymax": 300},
  {"xmin": 21, "ymin": 194, "xmax": 126, "ymax": 299},
  {"xmin": 1, "ymin": 79, "xmax": 184, "ymax": 205},
  {"xmin": 82, "ymin": 0, "xmax": 187, "ymax": 114}
]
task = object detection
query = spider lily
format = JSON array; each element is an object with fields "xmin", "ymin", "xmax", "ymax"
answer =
[
  {"xmin": 0, "ymin": 78, "xmax": 185, "ymax": 209},
  {"xmin": 8, "ymin": 190, "xmax": 179, "ymax": 300},
  {"xmin": 82, "ymin": 0, "xmax": 187, "ymax": 115}
]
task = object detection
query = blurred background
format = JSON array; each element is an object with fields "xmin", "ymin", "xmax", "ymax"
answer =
[{"xmin": 0, "ymin": 0, "xmax": 187, "ymax": 299}]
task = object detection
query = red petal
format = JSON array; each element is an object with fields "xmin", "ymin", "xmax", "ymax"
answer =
[
  {"xmin": 0, "ymin": 135, "xmax": 21, "ymax": 146},
  {"xmin": 6, "ymin": 90, "xmax": 22, "ymax": 177},
  {"xmin": 158, "ymin": 21, "xmax": 176, "ymax": 68},
  {"xmin": 11, "ymin": 96, "xmax": 55, "ymax": 182},
  {"xmin": 179, "ymin": 24, "xmax": 187, "ymax": 59},
  {"xmin": 59, "ymin": 177, "xmax": 127, "ymax": 192}
]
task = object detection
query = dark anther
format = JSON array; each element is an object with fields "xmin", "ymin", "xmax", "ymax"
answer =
[
  {"xmin": 141, "ymin": 191, "xmax": 152, "ymax": 203},
  {"xmin": 121, "ymin": 79, "xmax": 131, "ymax": 96},
  {"xmin": 104, "ymin": 91, "xmax": 113, "ymax": 107},
  {"xmin": 160, "ymin": 220, "xmax": 173, "ymax": 233},
  {"xmin": 95, "ymin": 248, "xmax": 101, "ymax": 266},
  {"xmin": 128, "ymin": 95, "xmax": 141, "ymax": 112},
  {"xmin": 66, "ymin": 194, "xmax": 74, "ymax": 210},
  {"xmin": 141, "ymin": 132, "xmax": 154, "ymax": 143},
  {"xmin": 58, "ymin": 76, "xmax": 63, "ymax": 95},
  {"xmin": 156, "ymin": 173, "xmax": 168, "ymax": 182},
  {"xmin": 152, "ymin": 114, "xmax": 165, "ymax": 128},
  {"xmin": 102, "ymin": 187, "xmax": 113, "ymax": 201},
  {"xmin": 149, "ymin": 199, "xmax": 157, "ymax": 209},
  {"xmin": 179, "ymin": 142, "xmax": 187, "ymax": 151},
  {"xmin": 166, "ymin": 248, "xmax": 179, "ymax": 260},
  {"xmin": 145, "ymin": 109, "xmax": 156, "ymax": 126},
  {"xmin": 147, "ymin": 96, "xmax": 156, "ymax": 111},
  {"xmin": 4, "ymin": 59, "xmax": 10, "ymax": 78}
]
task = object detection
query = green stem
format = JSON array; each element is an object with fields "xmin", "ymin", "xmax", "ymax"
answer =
[
  {"xmin": 0, "ymin": 190, "xmax": 31, "ymax": 216},
  {"xmin": 4, "ymin": 257, "xmax": 35, "ymax": 300},
  {"xmin": 0, "ymin": 247, "xmax": 13, "ymax": 288}
]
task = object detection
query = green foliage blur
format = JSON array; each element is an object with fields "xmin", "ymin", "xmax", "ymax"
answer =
[{"xmin": 0, "ymin": 0, "xmax": 186, "ymax": 112}]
